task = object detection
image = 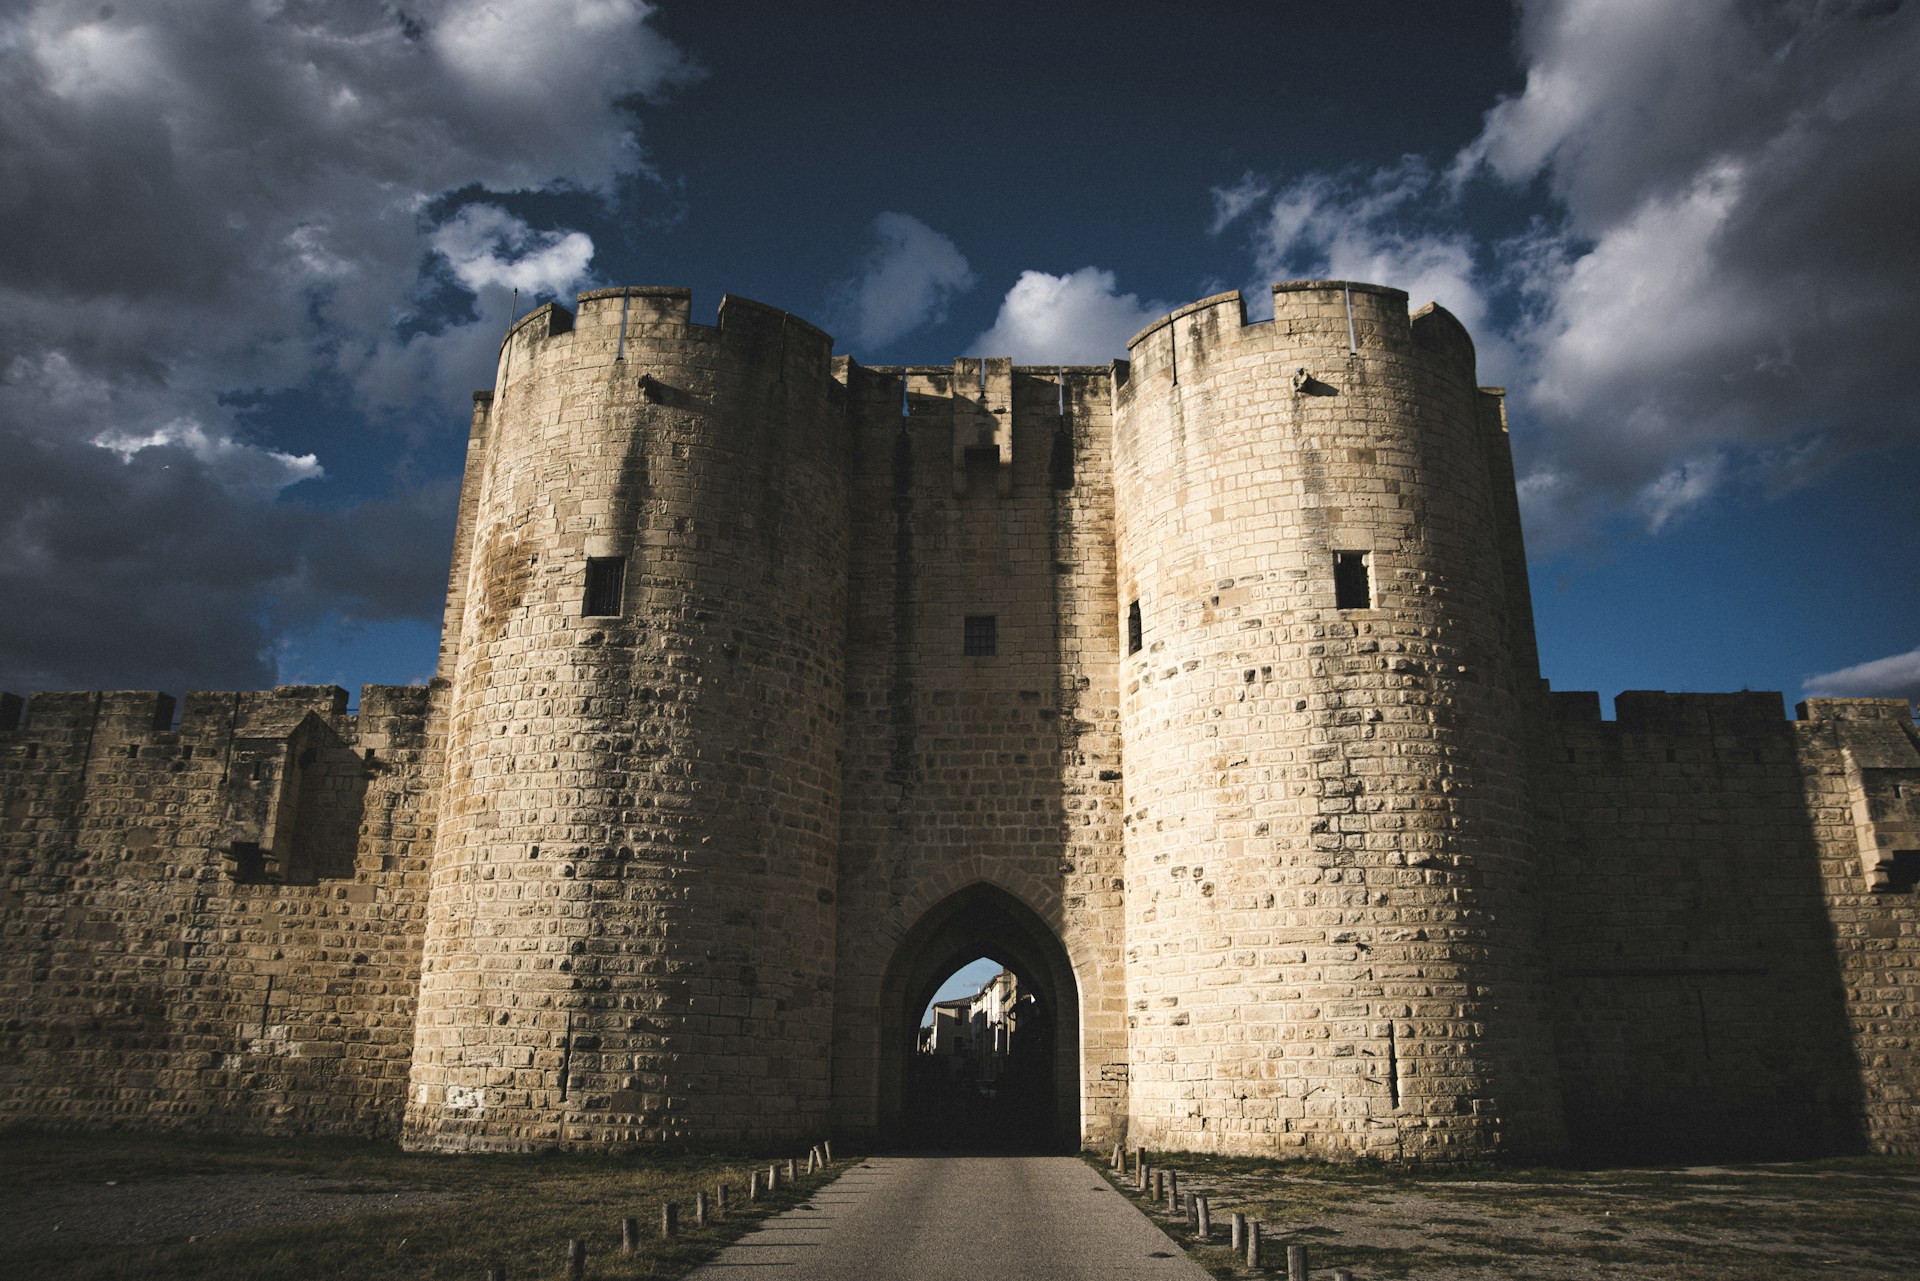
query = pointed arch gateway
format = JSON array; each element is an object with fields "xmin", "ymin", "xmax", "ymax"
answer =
[{"xmin": 878, "ymin": 882, "xmax": 1081, "ymax": 1151}]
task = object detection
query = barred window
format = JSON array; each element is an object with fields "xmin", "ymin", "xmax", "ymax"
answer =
[
  {"xmin": 963, "ymin": 615, "xmax": 997, "ymax": 657},
  {"xmin": 582, "ymin": 557, "xmax": 626, "ymax": 617}
]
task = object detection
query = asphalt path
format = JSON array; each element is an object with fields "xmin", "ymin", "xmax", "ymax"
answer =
[{"xmin": 686, "ymin": 1155, "xmax": 1210, "ymax": 1281}]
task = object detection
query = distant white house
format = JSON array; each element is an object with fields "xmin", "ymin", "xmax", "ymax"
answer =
[{"xmin": 918, "ymin": 969, "xmax": 1021, "ymax": 1080}]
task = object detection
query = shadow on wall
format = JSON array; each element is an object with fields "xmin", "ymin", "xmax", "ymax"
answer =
[
  {"xmin": 224, "ymin": 713, "xmax": 367, "ymax": 884},
  {"xmin": 1542, "ymin": 693, "xmax": 1872, "ymax": 1163}
]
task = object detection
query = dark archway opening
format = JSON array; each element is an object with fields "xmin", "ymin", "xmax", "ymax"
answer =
[{"xmin": 879, "ymin": 883, "xmax": 1080, "ymax": 1153}]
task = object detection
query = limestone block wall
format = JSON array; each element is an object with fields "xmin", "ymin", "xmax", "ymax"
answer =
[
  {"xmin": 1539, "ymin": 691, "xmax": 1863, "ymax": 1157},
  {"xmin": 404, "ymin": 289, "xmax": 849, "ymax": 1151},
  {"xmin": 1803, "ymin": 698, "xmax": 1920, "ymax": 1153},
  {"xmin": 1539, "ymin": 692, "xmax": 1920, "ymax": 1158},
  {"xmin": 1112, "ymin": 283, "xmax": 1566, "ymax": 1161},
  {"xmin": 0, "ymin": 684, "xmax": 438, "ymax": 1135},
  {"xmin": 829, "ymin": 358, "xmax": 1128, "ymax": 1149},
  {"xmin": 3, "ymin": 275, "xmax": 1915, "ymax": 1168}
]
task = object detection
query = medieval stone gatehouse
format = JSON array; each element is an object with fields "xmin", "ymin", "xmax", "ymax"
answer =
[{"xmin": 4, "ymin": 281, "xmax": 1917, "ymax": 1162}]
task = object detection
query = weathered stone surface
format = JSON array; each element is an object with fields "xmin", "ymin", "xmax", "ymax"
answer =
[
  {"xmin": 1113, "ymin": 284, "xmax": 1563, "ymax": 1160},
  {"xmin": 2, "ymin": 281, "xmax": 1915, "ymax": 1161}
]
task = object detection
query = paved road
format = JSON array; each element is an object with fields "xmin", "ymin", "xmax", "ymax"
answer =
[{"xmin": 686, "ymin": 1155, "xmax": 1210, "ymax": 1281}]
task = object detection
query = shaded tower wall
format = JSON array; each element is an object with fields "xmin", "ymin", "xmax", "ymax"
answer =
[
  {"xmin": 1112, "ymin": 282, "xmax": 1566, "ymax": 1160},
  {"xmin": 404, "ymin": 288, "xmax": 849, "ymax": 1151},
  {"xmin": 828, "ymin": 359, "xmax": 1128, "ymax": 1150}
]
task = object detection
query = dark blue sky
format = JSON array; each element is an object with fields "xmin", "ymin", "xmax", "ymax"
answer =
[{"xmin": 2, "ymin": 0, "xmax": 1915, "ymax": 712}]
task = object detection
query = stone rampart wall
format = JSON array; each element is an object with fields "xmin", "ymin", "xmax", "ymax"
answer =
[
  {"xmin": 1, "ymin": 279, "xmax": 1914, "ymax": 1165},
  {"xmin": 0, "ymin": 684, "xmax": 439, "ymax": 1135},
  {"xmin": 1541, "ymin": 691, "xmax": 1920, "ymax": 1157}
]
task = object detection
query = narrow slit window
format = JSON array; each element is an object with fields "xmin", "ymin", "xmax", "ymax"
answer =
[
  {"xmin": 963, "ymin": 615, "xmax": 997, "ymax": 657},
  {"xmin": 1333, "ymin": 551, "xmax": 1371, "ymax": 610},
  {"xmin": 582, "ymin": 556, "xmax": 627, "ymax": 617},
  {"xmin": 1126, "ymin": 600, "xmax": 1143, "ymax": 655}
]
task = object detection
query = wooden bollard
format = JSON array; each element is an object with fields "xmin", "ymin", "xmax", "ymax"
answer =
[
  {"xmin": 1245, "ymin": 1219, "xmax": 1262, "ymax": 1270},
  {"xmin": 621, "ymin": 1214, "xmax": 640, "ymax": 1253},
  {"xmin": 807, "ymin": 1146, "xmax": 820, "ymax": 1172},
  {"xmin": 717, "ymin": 1183, "xmax": 730, "ymax": 1213},
  {"xmin": 823, "ymin": 1139, "xmax": 833, "ymax": 1162},
  {"xmin": 695, "ymin": 1189, "xmax": 709, "ymax": 1227},
  {"xmin": 1231, "ymin": 1212, "xmax": 1246, "ymax": 1253},
  {"xmin": 1196, "ymin": 1194, "xmax": 1212, "ymax": 1241},
  {"xmin": 1134, "ymin": 1145, "xmax": 1146, "ymax": 1181},
  {"xmin": 1287, "ymin": 1242, "xmax": 1309, "ymax": 1280},
  {"xmin": 1155, "ymin": 1169, "xmax": 1167, "ymax": 1204},
  {"xmin": 1166, "ymin": 1169, "xmax": 1178, "ymax": 1212},
  {"xmin": 566, "ymin": 1237, "xmax": 586, "ymax": 1281},
  {"xmin": 485, "ymin": 1265, "xmax": 505, "ymax": 1281},
  {"xmin": 1186, "ymin": 1190, "xmax": 1198, "ymax": 1229},
  {"xmin": 767, "ymin": 1163, "xmax": 779, "ymax": 1190},
  {"xmin": 662, "ymin": 1202, "xmax": 679, "ymax": 1239},
  {"xmin": 1137, "ymin": 1161, "xmax": 1149, "ymax": 1192},
  {"xmin": 748, "ymin": 1169, "xmax": 762, "ymax": 1201},
  {"xmin": 1331, "ymin": 1270, "xmax": 1354, "ymax": 1281},
  {"xmin": 1111, "ymin": 1140, "xmax": 1123, "ymax": 1170},
  {"xmin": 785, "ymin": 1157, "xmax": 797, "ymax": 1183}
]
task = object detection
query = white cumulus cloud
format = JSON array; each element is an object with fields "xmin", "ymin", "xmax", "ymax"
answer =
[
  {"xmin": 431, "ymin": 205, "xmax": 598, "ymax": 296},
  {"xmin": 93, "ymin": 419, "xmax": 323, "ymax": 500},
  {"xmin": 971, "ymin": 268, "xmax": 1168, "ymax": 365},
  {"xmin": 1213, "ymin": 157, "xmax": 1496, "ymax": 359},
  {"xmin": 0, "ymin": 0, "xmax": 697, "ymax": 694},
  {"xmin": 1466, "ymin": 0, "xmax": 1920, "ymax": 543},
  {"xmin": 828, "ymin": 213, "xmax": 976, "ymax": 350},
  {"xmin": 1210, "ymin": 0, "xmax": 1920, "ymax": 550},
  {"xmin": 1804, "ymin": 647, "xmax": 1920, "ymax": 702}
]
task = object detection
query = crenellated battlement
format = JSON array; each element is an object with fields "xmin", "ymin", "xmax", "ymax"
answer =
[
  {"xmin": 493, "ymin": 287, "xmax": 837, "ymax": 404},
  {"xmin": 835, "ymin": 359, "xmax": 1112, "ymax": 500},
  {"xmin": 0, "ymin": 683, "xmax": 430, "ymax": 744},
  {"xmin": 1115, "ymin": 280, "xmax": 1490, "ymax": 408},
  {"xmin": 8, "ymin": 275, "xmax": 1919, "ymax": 1164},
  {"xmin": 1800, "ymin": 696, "xmax": 1920, "ymax": 723},
  {"xmin": 1547, "ymin": 688, "xmax": 1793, "ymax": 729},
  {"xmin": 1544, "ymin": 688, "xmax": 1919, "ymax": 734}
]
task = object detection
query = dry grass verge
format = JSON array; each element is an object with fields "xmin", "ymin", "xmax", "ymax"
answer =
[
  {"xmin": 2, "ymin": 1129, "xmax": 843, "ymax": 1280},
  {"xmin": 1097, "ymin": 1149, "xmax": 1920, "ymax": 1280}
]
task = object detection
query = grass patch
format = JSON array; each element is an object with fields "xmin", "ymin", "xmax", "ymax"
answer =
[
  {"xmin": 2, "ymin": 1129, "xmax": 846, "ymax": 1281},
  {"xmin": 1090, "ymin": 1149, "xmax": 1920, "ymax": 1280}
]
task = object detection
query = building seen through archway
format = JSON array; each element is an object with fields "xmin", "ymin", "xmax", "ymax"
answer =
[
  {"xmin": 912, "ymin": 964, "xmax": 1057, "ymax": 1150},
  {"xmin": 880, "ymin": 884, "xmax": 1079, "ymax": 1152}
]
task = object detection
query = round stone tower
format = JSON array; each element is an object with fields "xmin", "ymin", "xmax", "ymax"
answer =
[
  {"xmin": 404, "ymin": 287, "xmax": 849, "ymax": 1151},
  {"xmin": 1113, "ymin": 281, "xmax": 1565, "ymax": 1161}
]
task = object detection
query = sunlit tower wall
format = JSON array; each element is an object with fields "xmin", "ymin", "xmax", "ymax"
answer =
[
  {"xmin": 404, "ymin": 288, "xmax": 849, "ymax": 1151},
  {"xmin": 1112, "ymin": 281, "xmax": 1566, "ymax": 1160}
]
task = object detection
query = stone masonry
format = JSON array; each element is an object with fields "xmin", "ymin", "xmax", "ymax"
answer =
[{"xmin": 3, "ymin": 281, "xmax": 1916, "ymax": 1163}]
